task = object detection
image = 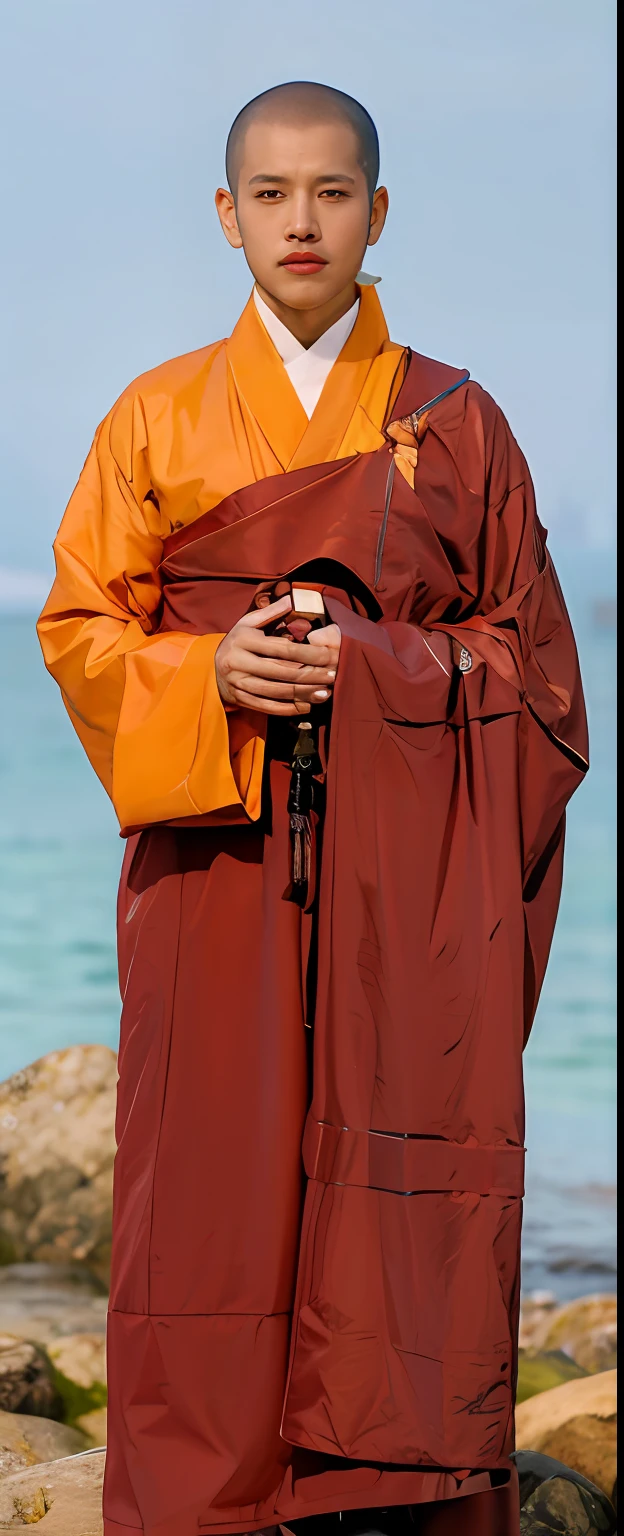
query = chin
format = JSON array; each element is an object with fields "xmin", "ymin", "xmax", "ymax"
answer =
[{"xmin": 271, "ymin": 276, "xmax": 344, "ymax": 310}]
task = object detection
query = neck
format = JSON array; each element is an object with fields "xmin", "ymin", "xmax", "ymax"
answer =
[{"xmin": 254, "ymin": 281, "xmax": 358, "ymax": 348}]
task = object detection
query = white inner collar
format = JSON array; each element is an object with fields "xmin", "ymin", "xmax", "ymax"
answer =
[{"xmin": 253, "ymin": 287, "xmax": 359, "ymax": 419}]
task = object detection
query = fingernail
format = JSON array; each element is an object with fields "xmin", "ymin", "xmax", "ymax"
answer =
[
  {"xmin": 314, "ymin": 690, "xmax": 329, "ymax": 700},
  {"xmin": 327, "ymin": 670, "xmax": 336, "ymax": 679}
]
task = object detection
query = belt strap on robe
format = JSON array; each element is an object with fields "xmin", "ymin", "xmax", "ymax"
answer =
[{"xmin": 303, "ymin": 1120, "xmax": 525, "ymax": 1197}]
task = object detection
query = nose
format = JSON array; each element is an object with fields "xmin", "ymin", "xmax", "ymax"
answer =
[{"xmin": 284, "ymin": 191, "xmax": 321, "ymax": 244}]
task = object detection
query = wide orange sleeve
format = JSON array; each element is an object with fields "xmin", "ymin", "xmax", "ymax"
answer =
[{"xmin": 37, "ymin": 392, "xmax": 264, "ymax": 831}]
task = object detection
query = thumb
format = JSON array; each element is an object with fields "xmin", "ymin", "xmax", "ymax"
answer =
[
  {"xmin": 308, "ymin": 622, "xmax": 341, "ymax": 649},
  {"xmin": 238, "ymin": 594, "xmax": 293, "ymax": 629}
]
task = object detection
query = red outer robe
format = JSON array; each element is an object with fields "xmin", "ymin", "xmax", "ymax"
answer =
[{"xmin": 104, "ymin": 352, "xmax": 587, "ymax": 1536}]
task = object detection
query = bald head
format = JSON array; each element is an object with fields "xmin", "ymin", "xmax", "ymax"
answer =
[
  {"xmin": 215, "ymin": 80, "xmax": 389, "ymax": 337},
  {"xmin": 226, "ymin": 81, "xmax": 380, "ymax": 200}
]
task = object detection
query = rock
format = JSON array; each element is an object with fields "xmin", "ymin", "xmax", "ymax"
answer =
[
  {"xmin": 515, "ymin": 1450, "xmax": 616, "ymax": 1533},
  {"xmin": 534, "ymin": 1415, "xmax": 618, "ymax": 1511},
  {"xmin": 73, "ymin": 1408, "xmax": 106, "ymax": 1447},
  {"xmin": 519, "ymin": 1291, "xmax": 559, "ymax": 1351},
  {"xmin": 0, "ymin": 1447, "xmax": 104, "ymax": 1532},
  {"xmin": 0, "ymin": 1337, "xmax": 61, "ymax": 1420},
  {"xmin": 517, "ymin": 1348, "xmax": 588, "ymax": 1403},
  {"xmin": 519, "ymin": 1293, "xmax": 617, "ymax": 1371},
  {"xmin": 46, "ymin": 1336, "xmax": 106, "ymax": 1426},
  {"xmin": 520, "ymin": 1475, "xmax": 614, "ymax": 1533},
  {"xmin": 540, "ymin": 1294, "xmax": 617, "ymax": 1374},
  {"xmin": 0, "ymin": 1409, "xmax": 86, "ymax": 1480},
  {"xmin": 515, "ymin": 1369, "xmax": 617, "ymax": 1502},
  {"xmin": 0, "ymin": 1047, "xmax": 116, "ymax": 1285},
  {"xmin": 0, "ymin": 1266, "xmax": 107, "ymax": 1348}
]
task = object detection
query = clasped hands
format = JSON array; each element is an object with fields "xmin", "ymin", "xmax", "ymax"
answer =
[{"xmin": 215, "ymin": 593, "xmax": 341, "ymax": 717}]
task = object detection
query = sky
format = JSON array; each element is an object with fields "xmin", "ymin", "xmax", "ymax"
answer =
[{"xmin": 0, "ymin": 0, "xmax": 616, "ymax": 602}]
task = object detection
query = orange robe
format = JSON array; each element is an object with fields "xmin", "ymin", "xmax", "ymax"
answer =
[{"xmin": 38, "ymin": 287, "xmax": 404, "ymax": 833}]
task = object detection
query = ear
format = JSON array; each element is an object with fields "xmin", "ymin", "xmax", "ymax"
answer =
[
  {"xmin": 367, "ymin": 186, "xmax": 389, "ymax": 248},
  {"xmin": 215, "ymin": 187, "xmax": 244, "ymax": 249}
]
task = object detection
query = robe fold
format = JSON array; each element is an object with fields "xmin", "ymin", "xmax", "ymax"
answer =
[{"xmin": 38, "ymin": 285, "xmax": 587, "ymax": 1536}]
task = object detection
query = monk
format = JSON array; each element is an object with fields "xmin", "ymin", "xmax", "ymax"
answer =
[{"xmin": 38, "ymin": 82, "xmax": 588, "ymax": 1536}]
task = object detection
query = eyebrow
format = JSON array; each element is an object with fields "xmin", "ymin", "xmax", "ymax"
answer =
[{"xmin": 248, "ymin": 172, "xmax": 356, "ymax": 186}]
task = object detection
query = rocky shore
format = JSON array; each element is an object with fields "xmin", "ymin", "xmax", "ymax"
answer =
[{"xmin": 0, "ymin": 1047, "xmax": 617, "ymax": 1533}]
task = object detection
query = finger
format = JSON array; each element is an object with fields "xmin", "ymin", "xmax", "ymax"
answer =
[
  {"xmin": 241, "ymin": 632, "xmax": 335, "ymax": 667},
  {"xmin": 308, "ymin": 623, "xmax": 341, "ymax": 652},
  {"xmin": 293, "ymin": 688, "xmax": 330, "ymax": 705},
  {"xmin": 233, "ymin": 674, "xmax": 331, "ymax": 703},
  {"xmin": 237, "ymin": 594, "xmax": 293, "ymax": 630},
  {"xmin": 232, "ymin": 688, "xmax": 309, "ymax": 716},
  {"xmin": 230, "ymin": 652, "xmax": 335, "ymax": 685}
]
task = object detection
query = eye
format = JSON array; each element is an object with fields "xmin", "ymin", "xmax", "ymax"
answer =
[
  {"xmin": 319, "ymin": 189, "xmax": 349, "ymax": 199},
  {"xmin": 256, "ymin": 189, "xmax": 285, "ymax": 200}
]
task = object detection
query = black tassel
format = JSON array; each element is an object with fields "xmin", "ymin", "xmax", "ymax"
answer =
[
  {"xmin": 286, "ymin": 722, "xmax": 319, "ymax": 908},
  {"xmin": 289, "ymin": 813, "xmax": 311, "ymax": 897}
]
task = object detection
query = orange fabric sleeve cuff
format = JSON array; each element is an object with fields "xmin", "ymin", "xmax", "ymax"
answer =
[{"xmin": 113, "ymin": 631, "xmax": 265, "ymax": 829}]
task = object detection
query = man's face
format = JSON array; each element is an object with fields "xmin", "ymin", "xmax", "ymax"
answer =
[{"xmin": 216, "ymin": 117, "xmax": 387, "ymax": 313}]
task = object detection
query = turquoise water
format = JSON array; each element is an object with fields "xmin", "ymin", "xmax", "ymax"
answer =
[{"xmin": 0, "ymin": 549, "xmax": 615, "ymax": 1296}]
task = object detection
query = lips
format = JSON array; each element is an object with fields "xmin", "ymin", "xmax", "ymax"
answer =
[{"xmin": 279, "ymin": 253, "xmax": 328, "ymax": 276}]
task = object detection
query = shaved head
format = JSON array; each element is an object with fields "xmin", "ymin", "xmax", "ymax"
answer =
[
  {"xmin": 215, "ymin": 79, "xmax": 389, "ymax": 343},
  {"xmin": 226, "ymin": 81, "xmax": 380, "ymax": 199}
]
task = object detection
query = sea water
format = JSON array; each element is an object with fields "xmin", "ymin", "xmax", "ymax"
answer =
[{"xmin": 0, "ymin": 548, "xmax": 615, "ymax": 1296}]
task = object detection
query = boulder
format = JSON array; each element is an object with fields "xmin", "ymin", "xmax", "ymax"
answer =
[
  {"xmin": 0, "ymin": 1409, "xmax": 86, "ymax": 1481},
  {"xmin": 515, "ymin": 1369, "xmax": 616, "ymax": 1503},
  {"xmin": 74, "ymin": 1408, "xmax": 106, "ymax": 1447},
  {"xmin": 0, "ymin": 1047, "xmax": 116, "ymax": 1285},
  {"xmin": 520, "ymin": 1476, "xmax": 614, "ymax": 1534},
  {"xmin": 540, "ymin": 1294, "xmax": 617, "ymax": 1374},
  {"xmin": 46, "ymin": 1335, "xmax": 106, "ymax": 1426},
  {"xmin": 0, "ymin": 1266, "xmax": 107, "ymax": 1348},
  {"xmin": 517, "ymin": 1348, "xmax": 588, "ymax": 1403},
  {"xmin": 519, "ymin": 1293, "xmax": 617, "ymax": 1371},
  {"xmin": 0, "ymin": 1447, "xmax": 104, "ymax": 1533},
  {"xmin": 519, "ymin": 1291, "xmax": 559, "ymax": 1351},
  {"xmin": 515, "ymin": 1449, "xmax": 616, "ymax": 1533},
  {"xmin": 0, "ymin": 1337, "xmax": 61, "ymax": 1420}
]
